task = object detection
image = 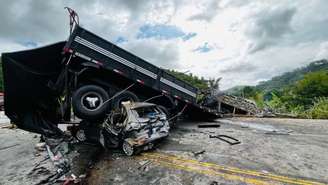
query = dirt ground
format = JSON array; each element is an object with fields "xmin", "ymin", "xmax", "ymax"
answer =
[{"xmin": 1, "ymin": 115, "xmax": 328, "ymax": 185}]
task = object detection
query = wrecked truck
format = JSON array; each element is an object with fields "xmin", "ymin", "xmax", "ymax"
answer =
[
  {"xmin": 1, "ymin": 19, "xmax": 220, "ymax": 144},
  {"xmin": 101, "ymin": 102, "xmax": 170, "ymax": 156}
]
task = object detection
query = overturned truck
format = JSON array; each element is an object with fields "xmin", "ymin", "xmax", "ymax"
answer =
[{"xmin": 2, "ymin": 24, "xmax": 220, "ymax": 140}]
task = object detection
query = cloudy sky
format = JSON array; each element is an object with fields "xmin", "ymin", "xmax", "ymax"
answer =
[{"xmin": 1, "ymin": 0, "xmax": 328, "ymax": 89}]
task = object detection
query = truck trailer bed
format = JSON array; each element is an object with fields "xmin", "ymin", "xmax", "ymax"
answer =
[{"xmin": 64, "ymin": 26, "xmax": 219, "ymax": 119}]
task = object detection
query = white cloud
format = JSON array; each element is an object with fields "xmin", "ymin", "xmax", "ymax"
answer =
[
  {"xmin": 314, "ymin": 41, "xmax": 328, "ymax": 60},
  {"xmin": 1, "ymin": 0, "xmax": 328, "ymax": 90}
]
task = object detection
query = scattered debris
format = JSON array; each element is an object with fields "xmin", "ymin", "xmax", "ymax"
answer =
[
  {"xmin": 138, "ymin": 160, "xmax": 152, "ymax": 171},
  {"xmin": 1, "ymin": 124, "xmax": 16, "ymax": 129},
  {"xmin": 44, "ymin": 142, "xmax": 71, "ymax": 183},
  {"xmin": 198, "ymin": 124, "xmax": 221, "ymax": 128},
  {"xmin": 34, "ymin": 172, "xmax": 60, "ymax": 185},
  {"xmin": 199, "ymin": 131, "xmax": 216, "ymax": 135},
  {"xmin": 192, "ymin": 150, "xmax": 206, "ymax": 156},
  {"xmin": 34, "ymin": 153, "xmax": 41, "ymax": 157},
  {"xmin": 265, "ymin": 130, "xmax": 293, "ymax": 135},
  {"xmin": 209, "ymin": 180, "xmax": 219, "ymax": 185},
  {"xmin": 209, "ymin": 135, "xmax": 241, "ymax": 145},
  {"xmin": 28, "ymin": 157, "xmax": 50, "ymax": 176},
  {"xmin": 220, "ymin": 120, "xmax": 294, "ymax": 135},
  {"xmin": 150, "ymin": 177, "xmax": 161, "ymax": 184},
  {"xmin": 241, "ymin": 125, "xmax": 249, "ymax": 128},
  {"xmin": 35, "ymin": 142, "xmax": 46, "ymax": 151},
  {"xmin": 217, "ymin": 94, "xmax": 261, "ymax": 116},
  {"xmin": 0, "ymin": 143, "xmax": 20, "ymax": 151}
]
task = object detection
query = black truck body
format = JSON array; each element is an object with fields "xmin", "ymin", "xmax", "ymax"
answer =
[
  {"xmin": 2, "ymin": 25, "xmax": 219, "ymax": 137},
  {"xmin": 67, "ymin": 26, "xmax": 197, "ymax": 103},
  {"xmin": 64, "ymin": 26, "xmax": 219, "ymax": 117}
]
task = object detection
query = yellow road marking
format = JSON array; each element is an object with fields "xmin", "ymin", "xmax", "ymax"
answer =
[
  {"xmin": 141, "ymin": 156, "xmax": 273, "ymax": 185},
  {"xmin": 139, "ymin": 152, "xmax": 325, "ymax": 185},
  {"xmin": 145, "ymin": 152, "xmax": 323, "ymax": 185}
]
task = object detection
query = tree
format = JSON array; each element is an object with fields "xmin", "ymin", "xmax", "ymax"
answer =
[
  {"xmin": 292, "ymin": 70, "xmax": 328, "ymax": 107},
  {"xmin": 307, "ymin": 97, "xmax": 328, "ymax": 119},
  {"xmin": 242, "ymin": 86, "xmax": 257, "ymax": 98},
  {"xmin": 166, "ymin": 69, "xmax": 208, "ymax": 91},
  {"xmin": 208, "ymin": 77, "xmax": 222, "ymax": 95}
]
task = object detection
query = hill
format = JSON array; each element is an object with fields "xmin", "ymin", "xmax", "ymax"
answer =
[
  {"xmin": 256, "ymin": 59, "xmax": 328, "ymax": 92},
  {"xmin": 227, "ymin": 59, "xmax": 328, "ymax": 96},
  {"xmin": 224, "ymin": 85, "xmax": 246, "ymax": 95}
]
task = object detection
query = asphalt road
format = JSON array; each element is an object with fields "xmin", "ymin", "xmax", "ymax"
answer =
[
  {"xmin": 1, "ymin": 115, "xmax": 328, "ymax": 185},
  {"xmin": 87, "ymin": 118, "xmax": 328, "ymax": 185}
]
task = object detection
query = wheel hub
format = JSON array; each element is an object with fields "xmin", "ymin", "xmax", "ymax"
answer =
[
  {"xmin": 86, "ymin": 97, "xmax": 99, "ymax": 108},
  {"xmin": 122, "ymin": 141, "xmax": 134, "ymax": 156},
  {"xmin": 81, "ymin": 92, "xmax": 103, "ymax": 111},
  {"xmin": 76, "ymin": 129, "xmax": 86, "ymax": 141}
]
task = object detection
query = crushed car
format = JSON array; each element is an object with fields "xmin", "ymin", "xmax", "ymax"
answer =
[
  {"xmin": 1, "ymin": 9, "xmax": 220, "ymax": 142},
  {"xmin": 81, "ymin": 101, "xmax": 170, "ymax": 156},
  {"xmin": 0, "ymin": 8, "xmax": 220, "ymax": 182}
]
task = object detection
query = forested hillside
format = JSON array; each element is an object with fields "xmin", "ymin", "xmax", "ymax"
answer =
[
  {"xmin": 227, "ymin": 59, "xmax": 328, "ymax": 118},
  {"xmin": 226, "ymin": 59, "xmax": 328, "ymax": 96},
  {"xmin": 256, "ymin": 59, "xmax": 328, "ymax": 92}
]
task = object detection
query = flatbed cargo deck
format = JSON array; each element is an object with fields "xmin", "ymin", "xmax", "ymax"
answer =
[
  {"xmin": 63, "ymin": 25, "xmax": 220, "ymax": 119},
  {"xmin": 1, "ymin": 22, "xmax": 220, "ymax": 139}
]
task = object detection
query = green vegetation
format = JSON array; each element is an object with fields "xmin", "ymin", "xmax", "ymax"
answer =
[
  {"xmin": 167, "ymin": 70, "xmax": 208, "ymax": 90},
  {"xmin": 166, "ymin": 69, "xmax": 221, "ymax": 92},
  {"xmin": 166, "ymin": 70, "xmax": 221, "ymax": 102},
  {"xmin": 256, "ymin": 59, "xmax": 328, "ymax": 93},
  {"xmin": 305, "ymin": 98, "xmax": 328, "ymax": 119},
  {"xmin": 229, "ymin": 60, "xmax": 328, "ymax": 119}
]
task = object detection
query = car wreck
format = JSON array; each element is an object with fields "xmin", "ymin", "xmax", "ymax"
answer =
[
  {"xmin": 102, "ymin": 102, "xmax": 170, "ymax": 156},
  {"xmin": 1, "ymin": 9, "xmax": 220, "ymax": 142},
  {"xmin": 0, "ymin": 9, "xmax": 221, "ymax": 181}
]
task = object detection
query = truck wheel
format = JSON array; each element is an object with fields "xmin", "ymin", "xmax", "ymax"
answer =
[
  {"xmin": 72, "ymin": 85, "xmax": 109, "ymax": 120},
  {"xmin": 112, "ymin": 91, "xmax": 139, "ymax": 110}
]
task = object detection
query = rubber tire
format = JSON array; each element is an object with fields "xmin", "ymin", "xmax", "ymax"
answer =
[
  {"xmin": 122, "ymin": 141, "xmax": 134, "ymax": 156},
  {"xmin": 72, "ymin": 85, "xmax": 109, "ymax": 120},
  {"xmin": 112, "ymin": 91, "xmax": 139, "ymax": 110}
]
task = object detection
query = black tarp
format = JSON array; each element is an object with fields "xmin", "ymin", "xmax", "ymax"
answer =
[{"xmin": 2, "ymin": 42, "xmax": 66, "ymax": 137}]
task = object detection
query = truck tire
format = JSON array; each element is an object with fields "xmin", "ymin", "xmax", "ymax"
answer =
[
  {"xmin": 112, "ymin": 91, "xmax": 139, "ymax": 110},
  {"xmin": 72, "ymin": 85, "xmax": 109, "ymax": 120}
]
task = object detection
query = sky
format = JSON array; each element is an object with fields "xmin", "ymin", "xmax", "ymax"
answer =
[{"xmin": 1, "ymin": 0, "xmax": 328, "ymax": 90}]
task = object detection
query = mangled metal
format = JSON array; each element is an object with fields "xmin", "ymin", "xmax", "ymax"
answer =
[
  {"xmin": 0, "ymin": 9, "xmax": 223, "ymax": 182},
  {"xmin": 101, "ymin": 102, "xmax": 170, "ymax": 156}
]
